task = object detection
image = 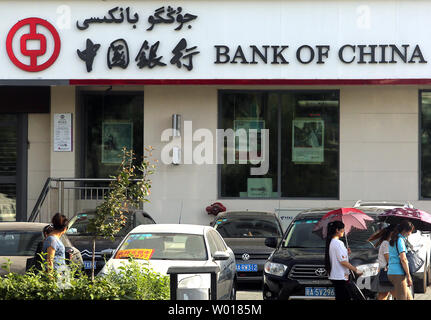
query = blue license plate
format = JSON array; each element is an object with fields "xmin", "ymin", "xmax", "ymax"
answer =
[
  {"xmin": 84, "ymin": 261, "xmax": 96, "ymax": 270},
  {"xmin": 305, "ymin": 287, "xmax": 335, "ymax": 297},
  {"xmin": 236, "ymin": 264, "xmax": 258, "ymax": 272}
]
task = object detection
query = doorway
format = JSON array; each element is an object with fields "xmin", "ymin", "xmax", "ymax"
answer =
[{"xmin": 0, "ymin": 114, "xmax": 27, "ymax": 221}]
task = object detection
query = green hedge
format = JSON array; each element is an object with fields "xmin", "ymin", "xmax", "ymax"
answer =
[{"xmin": 0, "ymin": 259, "xmax": 170, "ymax": 300}]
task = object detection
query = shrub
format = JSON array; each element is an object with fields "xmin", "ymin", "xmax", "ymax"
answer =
[{"xmin": 0, "ymin": 259, "xmax": 169, "ymax": 300}]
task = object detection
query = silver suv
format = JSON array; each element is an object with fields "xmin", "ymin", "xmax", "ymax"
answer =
[{"xmin": 353, "ymin": 200, "xmax": 431, "ymax": 293}]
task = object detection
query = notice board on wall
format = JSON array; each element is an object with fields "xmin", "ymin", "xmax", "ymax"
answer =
[{"xmin": 53, "ymin": 113, "xmax": 73, "ymax": 152}]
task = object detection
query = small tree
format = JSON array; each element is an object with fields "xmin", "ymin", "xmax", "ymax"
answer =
[{"xmin": 87, "ymin": 147, "xmax": 156, "ymax": 281}]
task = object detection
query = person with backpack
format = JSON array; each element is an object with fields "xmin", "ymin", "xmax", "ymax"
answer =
[{"xmin": 387, "ymin": 220, "xmax": 415, "ymax": 300}]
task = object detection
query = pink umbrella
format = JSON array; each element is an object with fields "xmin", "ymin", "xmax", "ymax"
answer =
[
  {"xmin": 313, "ymin": 208, "xmax": 374, "ymax": 247},
  {"xmin": 378, "ymin": 208, "xmax": 431, "ymax": 231}
]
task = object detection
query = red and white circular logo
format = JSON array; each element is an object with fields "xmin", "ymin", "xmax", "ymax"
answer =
[{"xmin": 6, "ymin": 17, "xmax": 61, "ymax": 72}]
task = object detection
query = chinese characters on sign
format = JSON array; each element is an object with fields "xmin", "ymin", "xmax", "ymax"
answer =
[
  {"xmin": 115, "ymin": 249, "xmax": 155, "ymax": 260},
  {"xmin": 76, "ymin": 5, "xmax": 199, "ymax": 72},
  {"xmin": 77, "ymin": 39, "xmax": 100, "ymax": 72}
]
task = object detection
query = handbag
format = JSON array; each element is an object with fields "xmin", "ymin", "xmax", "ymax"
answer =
[
  {"xmin": 406, "ymin": 250, "xmax": 424, "ymax": 274},
  {"xmin": 396, "ymin": 237, "xmax": 425, "ymax": 275},
  {"xmin": 378, "ymin": 268, "xmax": 392, "ymax": 286}
]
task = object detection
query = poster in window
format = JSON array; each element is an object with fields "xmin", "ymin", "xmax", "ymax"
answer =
[
  {"xmin": 233, "ymin": 119, "xmax": 265, "ymax": 153},
  {"xmin": 292, "ymin": 119, "xmax": 324, "ymax": 163},
  {"xmin": 102, "ymin": 121, "xmax": 133, "ymax": 164},
  {"xmin": 247, "ymin": 178, "xmax": 273, "ymax": 197}
]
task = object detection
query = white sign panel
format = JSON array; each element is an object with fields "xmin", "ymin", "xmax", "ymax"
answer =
[
  {"xmin": 276, "ymin": 208, "xmax": 306, "ymax": 232},
  {"xmin": 1, "ymin": 1, "xmax": 431, "ymax": 80},
  {"xmin": 53, "ymin": 113, "xmax": 73, "ymax": 152}
]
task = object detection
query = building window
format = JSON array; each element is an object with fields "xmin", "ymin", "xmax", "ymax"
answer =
[
  {"xmin": 82, "ymin": 92, "xmax": 143, "ymax": 178},
  {"xmin": 420, "ymin": 91, "xmax": 431, "ymax": 198},
  {"xmin": 219, "ymin": 90, "xmax": 339, "ymax": 199}
]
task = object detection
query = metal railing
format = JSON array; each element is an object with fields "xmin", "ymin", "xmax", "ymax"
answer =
[{"xmin": 28, "ymin": 178, "xmax": 142, "ymax": 223}]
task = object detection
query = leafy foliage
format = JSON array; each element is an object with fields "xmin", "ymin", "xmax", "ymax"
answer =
[
  {"xmin": 88, "ymin": 147, "xmax": 156, "ymax": 240},
  {"xmin": 86, "ymin": 147, "xmax": 156, "ymax": 280},
  {"xmin": 0, "ymin": 259, "xmax": 169, "ymax": 300}
]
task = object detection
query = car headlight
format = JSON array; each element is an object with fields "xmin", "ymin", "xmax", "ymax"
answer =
[
  {"xmin": 178, "ymin": 275, "xmax": 204, "ymax": 289},
  {"xmin": 264, "ymin": 261, "xmax": 288, "ymax": 277},
  {"xmin": 356, "ymin": 263, "xmax": 379, "ymax": 277}
]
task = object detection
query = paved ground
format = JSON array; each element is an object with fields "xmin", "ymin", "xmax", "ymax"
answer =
[
  {"xmin": 237, "ymin": 283, "xmax": 431, "ymax": 300},
  {"xmin": 415, "ymin": 286, "xmax": 431, "ymax": 300}
]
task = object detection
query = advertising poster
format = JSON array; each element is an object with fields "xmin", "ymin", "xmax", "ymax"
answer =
[
  {"xmin": 233, "ymin": 119, "xmax": 265, "ymax": 153},
  {"xmin": 292, "ymin": 119, "xmax": 324, "ymax": 163},
  {"xmin": 101, "ymin": 121, "xmax": 133, "ymax": 164}
]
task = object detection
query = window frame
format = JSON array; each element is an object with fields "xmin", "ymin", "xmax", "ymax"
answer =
[
  {"xmin": 77, "ymin": 89, "xmax": 144, "ymax": 179},
  {"xmin": 217, "ymin": 89, "xmax": 340, "ymax": 200},
  {"xmin": 419, "ymin": 89, "xmax": 431, "ymax": 200}
]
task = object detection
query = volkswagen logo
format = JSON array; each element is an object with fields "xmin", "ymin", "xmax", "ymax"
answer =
[
  {"xmin": 242, "ymin": 253, "xmax": 250, "ymax": 261},
  {"xmin": 315, "ymin": 267, "xmax": 327, "ymax": 277}
]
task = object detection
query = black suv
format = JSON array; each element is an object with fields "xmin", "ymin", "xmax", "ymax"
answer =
[
  {"xmin": 263, "ymin": 208, "xmax": 384, "ymax": 300},
  {"xmin": 211, "ymin": 210, "xmax": 283, "ymax": 282},
  {"xmin": 66, "ymin": 209, "xmax": 156, "ymax": 276}
]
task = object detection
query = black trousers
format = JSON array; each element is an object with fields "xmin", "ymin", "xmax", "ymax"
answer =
[{"xmin": 330, "ymin": 279, "xmax": 354, "ymax": 301}]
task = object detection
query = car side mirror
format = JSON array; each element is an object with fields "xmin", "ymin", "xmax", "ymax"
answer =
[
  {"xmin": 213, "ymin": 251, "xmax": 230, "ymax": 261},
  {"xmin": 101, "ymin": 248, "xmax": 115, "ymax": 260},
  {"xmin": 265, "ymin": 237, "xmax": 278, "ymax": 248}
]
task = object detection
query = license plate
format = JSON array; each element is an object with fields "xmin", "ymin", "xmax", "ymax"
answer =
[
  {"xmin": 236, "ymin": 264, "xmax": 258, "ymax": 272},
  {"xmin": 305, "ymin": 287, "xmax": 335, "ymax": 297},
  {"xmin": 84, "ymin": 261, "xmax": 96, "ymax": 270}
]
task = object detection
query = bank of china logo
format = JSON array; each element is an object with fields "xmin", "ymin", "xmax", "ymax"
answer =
[
  {"xmin": 242, "ymin": 253, "xmax": 250, "ymax": 261},
  {"xmin": 6, "ymin": 17, "xmax": 61, "ymax": 72},
  {"xmin": 315, "ymin": 267, "xmax": 327, "ymax": 277}
]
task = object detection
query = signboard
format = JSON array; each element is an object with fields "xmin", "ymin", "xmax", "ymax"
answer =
[
  {"xmin": 0, "ymin": 1, "xmax": 431, "ymax": 80},
  {"xmin": 276, "ymin": 208, "xmax": 307, "ymax": 232},
  {"xmin": 53, "ymin": 113, "xmax": 72, "ymax": 152},
  {"xmin": 115, "ymin": 249, "xmax": 155, "ymax": 260},
  {"xmin": 247, "ymin": 178, "xmax": 272, "ymax": 197}
]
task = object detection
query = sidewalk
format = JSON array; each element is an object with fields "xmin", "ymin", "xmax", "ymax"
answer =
[{"xmin": 415, "ymin": 287, "xmax": 431, "ymax": 300}]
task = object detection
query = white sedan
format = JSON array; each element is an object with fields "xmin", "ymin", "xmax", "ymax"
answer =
[{"xmin": 98, "ymin": 224, "xmax": 237, "ymax": 300}]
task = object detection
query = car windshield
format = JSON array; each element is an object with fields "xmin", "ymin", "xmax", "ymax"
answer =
[
  {"xmin": 67, "ymin": 212, "xmax": 133, "ymax": 237},
  {"xmin": 114, "ymin": 233, "xmax": 208, "ymax": 261},
  {"xmin": 214, "ymin": 216, "xmax": 282, "ymax": 238},
  {"xmin": 0, "ymin": 231, "xmax": 43, "ymax": 256},
  {"xmin": 282, "ymin": 218, "xmax": 379, "ymax": 249}
]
